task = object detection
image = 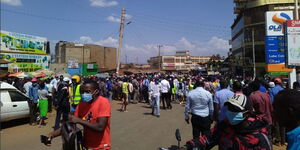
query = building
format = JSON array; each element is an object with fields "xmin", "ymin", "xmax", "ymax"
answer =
[
  {"xmin": 51, "ymin": 41, "xmax": 117, "ymax": 73},
  {"xmin": 0, "ymin": 30, "xmax": 50, "ymax": 73},
  {"xmin": 231, "ymin": 0, "xmax": 299, "ymax": 77},
  {"xmin": 148, "ymin": 50, "xmax": 211, "ymax": 71}
]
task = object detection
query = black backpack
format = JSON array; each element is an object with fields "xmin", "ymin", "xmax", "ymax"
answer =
[{"xmin": 61, "ymin": 122, "xmax": 83, "ymax": 150}]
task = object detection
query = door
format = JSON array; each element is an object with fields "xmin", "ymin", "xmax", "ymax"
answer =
[
  {"xmin": 7, "ymin": 90, "xmax": 30, "ymax": 120},
  {"xmin": 0, "ymin": 90, "xmax": 13, "ymax": 122}
]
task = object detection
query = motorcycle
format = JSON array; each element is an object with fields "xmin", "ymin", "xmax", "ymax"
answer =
[{"xmin": 159, "ymin": 129, "xmax": 185, "ymax": 150}]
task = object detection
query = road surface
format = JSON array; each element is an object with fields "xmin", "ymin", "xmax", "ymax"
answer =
[{"xmin": 1, "ymin": 101, "xmax": 285, "ymax": 150}]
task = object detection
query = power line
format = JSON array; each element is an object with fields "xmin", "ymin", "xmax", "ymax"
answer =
[{"xmin": 1, "ymin": 8, "xmax": 109, "ymax": 24}]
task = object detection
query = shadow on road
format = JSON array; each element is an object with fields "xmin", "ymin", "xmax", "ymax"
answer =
[
  {"xmin": 143, "ymin": 112, "xmax": 153, "ymax": 115},
  {"xmin": 1, "ymin": 118, "xmax": 29, "ymax": 130}
]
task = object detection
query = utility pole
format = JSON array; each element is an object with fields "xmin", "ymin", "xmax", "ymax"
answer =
[
  {"xmin": 252, "ymin": 28, "xmax": 256, "ymax": 78},
  {"xmin": 116, "ymin": 8, "xmax": 125, "ymax": 75},
  {"xmin": 158, "ymin": 45, "xmax": 163, "ymax": 72},
  {"xmin": 125, "ymin": 54, "xmax": 128, "ymax": 64}
]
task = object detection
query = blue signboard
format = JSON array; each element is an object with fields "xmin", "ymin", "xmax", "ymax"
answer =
[{"xmin": 265, "ymin": 36, "xmax": 286, "ymax": 64}]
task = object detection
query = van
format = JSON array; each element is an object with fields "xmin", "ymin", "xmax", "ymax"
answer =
[{"xmin": 0, "ymin": 82, "xmax": 30, "ymax": 122}]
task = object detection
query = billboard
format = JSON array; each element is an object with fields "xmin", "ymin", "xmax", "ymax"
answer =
[
  {"xmin": 0, "ymin": 53, "xmax": 50, "ymax": 72},
  {"xmin": 68, "ymin": 58, "xmax": 79, "ymax": 69},
  {"xmin": 266, "ymin": 11, "xmax": 293, "ymax": 36},
  {"xmin": 265, "ymin": 11, "xmax": 293, "ymax": 72},
  {"xmin": 286, "ymin": 20, "xmax": 300, "ymax": 66},
  {"xmin": 0, "ymin": 30, "xmax": 47, "ymax": 54}
]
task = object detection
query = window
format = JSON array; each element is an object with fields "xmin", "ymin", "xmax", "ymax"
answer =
[{"xmin": 8, "ymin": 90, "xmax": 28, "ymax": 102}]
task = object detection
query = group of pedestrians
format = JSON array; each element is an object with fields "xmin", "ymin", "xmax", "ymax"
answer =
[
  {"xmin": 184, "ymin": 76, "xmax": 300, "ymax": 150},
  {"xmin": 2, "ymin": 72, "xmax": 300, "ymax": 150}
]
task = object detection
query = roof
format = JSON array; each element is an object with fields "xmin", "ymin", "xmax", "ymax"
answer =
[{"xmin": 0, "ymin": 82, "xmax": 17, "ymax": 90}]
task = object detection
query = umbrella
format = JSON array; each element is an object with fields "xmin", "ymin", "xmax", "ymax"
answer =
[{"xmin": 8, "ymin": 72, "xmax": 28, "ymax": 78}]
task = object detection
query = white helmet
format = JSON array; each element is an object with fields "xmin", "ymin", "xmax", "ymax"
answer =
[{"xmin": 63, "ymin": 77, "xmax": 72, "ymax": 84}]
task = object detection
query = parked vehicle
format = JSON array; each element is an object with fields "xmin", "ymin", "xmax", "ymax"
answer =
[{"xmin": 0, "ymin": 82, "xmax": 30, "ymax": 122}]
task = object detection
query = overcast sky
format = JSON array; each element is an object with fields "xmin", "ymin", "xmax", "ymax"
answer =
[{"xmin": 1, "ymin": 0, "xmax": 235, "ymax": 64}]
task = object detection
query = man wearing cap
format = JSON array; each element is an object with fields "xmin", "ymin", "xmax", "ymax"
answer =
[
  {"xmin": 269, "ymin": 78, "xmax": 284, "ymax": 103},
  {"xmin": 28, "ymin": 78, "xmax": 39, "ymax": 125},
  {"xmin": 185, "ymin": 81, "xmax": 272, "ymax": 150}
]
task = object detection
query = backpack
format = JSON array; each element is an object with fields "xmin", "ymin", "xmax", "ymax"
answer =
[{"xmin": 61, "ymin": 122, "xmax": 83, "ymax": 150}]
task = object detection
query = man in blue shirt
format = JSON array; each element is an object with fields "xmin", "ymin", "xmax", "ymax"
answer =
[
  {"xmin": 185, "ymin": 80, "xmax": 213, "ymax": 139},
  {"xmin": 213, "ymin": 80, "xmax": 234, "ymax": 122},
  {"xmin": 28, "ymin": 78, "xmax": 39, "ymax": 125},
  {"xmin": 269, "ymin": 78, "xmax": 284, "ymax": 103}
]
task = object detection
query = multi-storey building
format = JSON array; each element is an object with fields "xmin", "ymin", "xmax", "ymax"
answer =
[
  {"xmin": 231, "ymin": 0, "xmax": 299, "ymax": 77},
  {"xmin": 51, "ymin": 41, "xmax": 117, "ymax": 73},
  {"xmin": 148, "ymin": 51, "xmax": 211, "ymax": 71}
]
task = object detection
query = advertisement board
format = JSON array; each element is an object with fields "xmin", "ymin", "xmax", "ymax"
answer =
[
  {"xmin": 286, "ymin": 20, "xmax": 300, "ymax": 66},
  {"xmin": 266, "ymin": 11, "xmax": 293, "ymax": 36},
  {"xmin": 68, "ymin": 58, "xmax": 79, "ymax": 69},
  {"xmin": 0, "ymin": 30, "xmax": 47, "ymax": 54},
  {"xmin": 265, "ymin": 11, "xmax": 293, "ymax": 72},
  {"xmin": 0, "ymin": 53, "xmax": 50, "ymax": 72}
]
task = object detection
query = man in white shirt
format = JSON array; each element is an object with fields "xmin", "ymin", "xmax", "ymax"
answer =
[
  {"xmin": 50, "ymin": 75, "xmax": 59, "ymax": 91},
  {"xmin": 128, "ymin": 81, "xmax": 134, "ymax": 104},
  {"xmin": 23, "ymin": 77, "xmax": 32, "ymax": 97},
  {"xmin": 160, "ymin": 77, "xmax": 171, "ymax": 109}
]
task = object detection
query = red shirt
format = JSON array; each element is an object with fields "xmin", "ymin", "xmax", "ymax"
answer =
[
  {"xmin": 249, "ymin": 91, "xmax": 273, "ymax": 124},
  {"xmin": 74, "ymin": 96, "xmax": 111, "ymax": 149}
]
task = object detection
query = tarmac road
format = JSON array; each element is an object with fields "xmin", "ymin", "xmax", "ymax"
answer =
[{"xmin": 1, "ymin": 100, "xmax": 285, "ymax": 150}]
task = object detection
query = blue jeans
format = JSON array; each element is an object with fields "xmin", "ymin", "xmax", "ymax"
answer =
[
  {"xmin": 54, "ymin": 103, "xmax": 69, "ymax": 130},
  {"xmin": 108, "ymin": 91, "xmax": 113, "ymax": 102},
  {"xmin": 152, "ymin": 95, "xmax": 160, "ymax": 116}
]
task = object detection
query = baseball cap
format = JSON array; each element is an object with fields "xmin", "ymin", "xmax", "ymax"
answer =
[
  {"xmin": 225, "ymin": 93, "xmax": 250, "ymax": 112},
  {"xmin": 269, "ymin": 82, "xmax": 275, "ymax": 88}
]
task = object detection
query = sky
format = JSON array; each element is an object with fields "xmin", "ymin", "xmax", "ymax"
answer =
[{"xmin": 1, "ymin": 0, "xmax": 235, "ymax": 64}]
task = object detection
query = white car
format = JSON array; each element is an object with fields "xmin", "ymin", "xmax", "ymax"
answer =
[{"xmin": 0, "ymin": 82, "xmax": 30, "ymax": 122}]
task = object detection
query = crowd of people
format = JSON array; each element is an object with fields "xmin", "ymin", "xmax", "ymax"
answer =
[{"xmin": 1, "ymin": 72, "xmax": 300, "ymax": 149}]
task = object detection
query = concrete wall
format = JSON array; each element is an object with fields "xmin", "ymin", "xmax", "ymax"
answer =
[
  {"xmin": 49, "ymin": 63, "xmax": 67, "ymax": 73},
  {"xmin": 55, "ymin": 42, "xmax": 117, "ymax": 73}
]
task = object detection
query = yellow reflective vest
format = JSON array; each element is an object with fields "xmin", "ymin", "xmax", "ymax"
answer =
[
  {"xmin": 122, "ymin": 82, "xmax": 129, "ymax": 94},
  {"xmin": 70, "ymin": 84, "xmax": 81, "ymax": 105}
]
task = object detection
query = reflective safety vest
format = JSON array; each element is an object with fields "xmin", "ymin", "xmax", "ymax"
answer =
[
  {"xmin": 189, "ymin": 84, "xmax": 194, "ymax": 91},
  {"xmin": 70, "ymin": 84, "xmax": 81, "ymax": 105},
  {"xmin": 122, "ymin": 82, "xmax": 129, "ymax": 94}
]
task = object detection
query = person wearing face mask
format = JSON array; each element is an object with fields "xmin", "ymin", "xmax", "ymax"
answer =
[
  {"xmin": 185, "ymin": 81, "xmax": 272, "ymax": 150},
  {"xmin": 28, "ymin": 78, "xmax": 40, "ymax": 125},
  {"xmin": 47, "ymin": 79, "xmax": 111, "ymax": 150}
]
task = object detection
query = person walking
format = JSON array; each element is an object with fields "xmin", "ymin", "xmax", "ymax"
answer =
[
  {"xmin": 70, "ymin": 75, "xmax": 81, "ymax": 113},
  {"xmin": 28, "ymin": 78, "xmax": 39, "ymax": 125},
  {"xmin": 106, "ymin": 77, "xmax": 113, "ymax": 102},
  {"xmin": 53, "ymin": 77, "xmax": 71, "ymax": 130},
  {"xmin": 120, "ymin": 78, "xmax": 129, "ymax": 112},
  {"xmin": 37, "ymin": 81, "xmax": 49, "ymax": 127},
  {"xmin": 213, "ymin": 80, "xmax": 234, "ymax": 122},
  {"xmin": 150, "ymin": 78, "xmax": 161, "ymax": 117},
  {"xmin": 249, "ymin": 81, "xmax": 273, "ymax": 142},
  {"xmin": 160, "ymin": 77, "xmax": 171, "ymax": 110},
  {"xmin": 185, "ymin": 80, "xmax": 213, "ymax": 139}
]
